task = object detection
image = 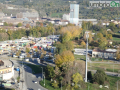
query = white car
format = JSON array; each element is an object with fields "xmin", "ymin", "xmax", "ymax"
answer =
[{"xmin": 34, "ymin": 81, "xmax": 37, "ymax": 83}]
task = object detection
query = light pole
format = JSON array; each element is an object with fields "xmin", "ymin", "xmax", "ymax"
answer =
[
  {"xmin": 43, "ymin": 72, "xmax": 45, "ymax": 86},
  {"xmin": 117, "ymin": 79, "xmax": 120, "ymax": 90},
  {"xmin": 85, "ymin": 31, "xmax": 89, "ymax": 82},
  {"xmin": 41, "ymin": 67, "xmax": 43, "ymax": 81},
  {"xmin": 113, "ymin": 64, "xmax": 114, "ymax": 73}
]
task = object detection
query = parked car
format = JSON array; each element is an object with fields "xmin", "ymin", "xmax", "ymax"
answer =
[{"xmin": 34, "ymin": 81, "xmax": 37, "ymax": 83}]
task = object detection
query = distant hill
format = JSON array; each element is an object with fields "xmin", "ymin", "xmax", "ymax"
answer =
[{"xmin": 0, "ymin": 0, "xmax": 119, "ymax": 20}]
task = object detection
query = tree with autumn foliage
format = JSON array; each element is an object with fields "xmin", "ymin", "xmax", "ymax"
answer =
[
  {"xmin": 116, "ymin": 46, "xmax": 120, "ymax": 60},
  {"xmin": 55, "ymin": 51, "xmax": 74, "ymax": 67},
  {"xmin": 60, "ymin": 26, "xmax": 82, "ymax": 41},
  {"xmin": 72, "ymin": 72, "xmax": 83, "ymax": 89},
  {"xmin": 7, "ymin": 30, "xmax": 12, "ymax": 40}
]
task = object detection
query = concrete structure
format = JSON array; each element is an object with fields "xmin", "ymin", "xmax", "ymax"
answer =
[
  {"xmin": 74, "ymin": 48, "xmax": 92, "ymax": 55},
  {"xmin": 92, "ymin": 49, "xmax": 116, "ymax": 59},
  {"xmin": 62, "ymin": 14, "xmax": 70, "ymax": 21},
  {"xmin": 70, "ymin": 4, "xmax": 79, "ymax": 25},
  {"xmin": 79, "ymin": 19, "xmax": 97, "ymax": 26},
  {"xmin": 0, "ymin": 60, "xmax": 14, "ymax": 80},
  {"xmin": 16, "ymin": 11, "xmax": 39, "ymax": 20},
  {"xmin": 0, "ymin": 12, "xmax": 5, "ymax": 18}
]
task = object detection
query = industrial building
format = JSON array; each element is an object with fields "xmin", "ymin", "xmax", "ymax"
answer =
[{"xmin": 70, "ymin": 4, "xmax": 79, "ymax": 25}]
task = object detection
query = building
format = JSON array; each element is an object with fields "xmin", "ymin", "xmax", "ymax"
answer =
[
  {"xmin": 0, "ymin": 60, "xmax": 14, "ymax": 80},
  {"xmin": 70, "ymin": 4, "xmax": 79, "ymax": 25},
  {"xmin": 62, "ymin": 14, "xmax": 70, "ymax": 21},
  {"xmin": 16, "ymin": 11, "xmax": 39, "ymax": 20},
  {"xmin": 79, "ymin": 19, "xmax": 97, "ymax": 25},
  {"xmin": 0, "ymin": 12, "xmax": 5, "ymax": 18},
  {"xmin": 92, "ymin": 49, "xmax": 116, "ymax": 59}
]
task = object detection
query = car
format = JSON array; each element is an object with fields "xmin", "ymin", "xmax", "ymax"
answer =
[{"xmin": 34, "ymin": 81, "xmax": 37, "ymax": 83}]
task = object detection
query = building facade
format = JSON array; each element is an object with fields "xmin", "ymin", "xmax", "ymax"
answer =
[
  {"xmin": 16, "ymin": 11, "xmax": 39, "ymax": 20},
  {"xmin": 0, "ymin": 60, "xmax": 14, "ymax": 80},
  {"xmin": 70, "ymin": 4, "xmax": 79, "ymax": 25},
  {"xmin": 92, "ymin": 49, "xmax": 116, "ymax": 59},
  {"xmin": 63, "ymin": 14, "xmax": 70, "ymax": 21}
]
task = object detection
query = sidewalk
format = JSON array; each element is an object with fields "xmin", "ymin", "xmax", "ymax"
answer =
[{"xmin": 19, "ymin": 66, "xmax": 27, "ymax": 90}]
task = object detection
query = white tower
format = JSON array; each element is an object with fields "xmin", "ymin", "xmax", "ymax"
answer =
[{"xmin": 70, "ymin": 4, "xmax": 79, "ymax": 25}]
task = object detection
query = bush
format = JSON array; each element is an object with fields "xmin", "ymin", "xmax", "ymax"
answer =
[{"xmin": 93, "ymin": 69, "xmax": 108, "ymax": 85}]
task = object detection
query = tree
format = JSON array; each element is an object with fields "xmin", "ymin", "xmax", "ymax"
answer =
[
  {"xmin": 52, "ymin": 80, "xmax": 59, "ymax": 89},
  {"xmin": 16, "ymin": 50, "xmax": 21, "ymax": 56},
  {"xmin": 25, "ymin": 48, "xmax": 30, "ymax": 53},
  {"xmin": 17, "ymin": 23, "xmax": 22, "ymax": 27},
  {"xmin": 81, "ymin": 41, "xmax": 86, "ymax": 46},
  {"xmin": 109, "ymin": 22, "xmax": 116, "ymax": 31},
  {"xmin": 7, "ymin": 30, "xmax": 12, "ymax": 40},
  {"xmin": 97, "ymin": 33, "xmax": 103, "ymax": 39},
  {"xmin": 82, "ymin": 21, "xmax": 87, "ymax": 30},
  {"xmin": 35, "ymin": 48, "xmax": 38, "ymax": 52},
  {"xmin": 40, "ymin": 54, "xmax": 44, "ymax": 59},
  {"xmin": 4, "ymin": 22, "xmax": 8, "ymax": 26},
  {"xmin": 116, "ymin": 46, "xmax": 120, "ymax": 60},
  {"xmin": 26, "ymin": 52, "xmax": 30, "ymax": 58},
  {"xmin": 62, "ymin": 31, "xmax": 72, "ymax": 43},
  {"xmin": 72, "ymin": 72, "xmax": 83, "ymax": 89},
  {"xmin": 55, "ymin": 51, "xmax": 74, "ymax": 67},
  {"xmin": 106, "ymin": 34, "xmax": 112, "ymax": 40},
  {"xmin": 65, "ymin": 41, "xmax": 74, "ymax": 51},
  {"xmin": 45, "ymin": 65, "xmax": 55, "ymax": 79},
  {"xmin": 93, "ymin": 69, "xmax": 108, "ymax": 85},
  {"xmin": 26, "ymin": 24, "xmax": 30, "ymax": 28},
  {"xmin": 98, "ymin": 37, "xmax": 108, "ymax": 50}
]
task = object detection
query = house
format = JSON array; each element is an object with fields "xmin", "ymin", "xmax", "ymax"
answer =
[{"xmin": 92, "ymin": 49, "xmax": 116, "ymax": 59}]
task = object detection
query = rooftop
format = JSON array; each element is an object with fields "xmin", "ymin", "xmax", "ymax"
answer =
[{"xmin": 0, "ymin": 59, "xmax": 12, "ymax": 70}]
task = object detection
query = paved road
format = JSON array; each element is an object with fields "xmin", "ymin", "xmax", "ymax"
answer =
[
  {"xmin": 24, "ymin": 65, "xmax": 48, "ymax": 90},
  {"xmin": 10, "ymin": 59, "xmax": 48, "ymax": 90}
]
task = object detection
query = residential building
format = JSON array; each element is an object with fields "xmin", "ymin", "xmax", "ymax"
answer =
[
  {"xmin": 92, "ymin": 49, "xmax": 116, "ymax": 59},
  {"xmin": 0, "ymin": 60, "xmax": 14, "ymax": 80},
  {"xmin": 70, "ymin": 4, "xmax": 79, "ymax": 25}
]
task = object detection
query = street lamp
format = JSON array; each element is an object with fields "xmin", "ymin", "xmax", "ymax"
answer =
[
  {"xmin": 117, "ymin": 79, "xmax": 120, "ymax": 90},
  {"xmin": 85, "ymin": 31, "xmax": 89, "ymax": 82},
  {"xmin": 43, "ymin": 72, "xmax": 45, "ymax": 86},
  {"xmin": 41, "ymin": 67, "xmax": 43, "ymax": 81},
  {"xmin": 113, "ymin": 64, "xmax": 114, "ymax": 73}
]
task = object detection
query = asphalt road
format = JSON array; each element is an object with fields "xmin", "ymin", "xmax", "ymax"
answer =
[
  {"xmin": 10, "ymin": 59, "xmax": 47, "ymax": 90},
  {"xmin": 24, "ymin": 65, "xmax": 47, "ymax": 90}
]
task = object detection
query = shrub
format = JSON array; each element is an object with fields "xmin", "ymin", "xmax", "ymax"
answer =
[{"xmin": 93, "ymin": 69, "xmax": 108, "ymax": 85}]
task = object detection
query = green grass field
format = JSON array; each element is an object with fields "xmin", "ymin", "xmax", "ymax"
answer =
[
  {"xmin": 113, "ymin": 37, "xmax": 120, "ymax": 41},
  {"xmin": 74, "ymin": 54, "xmax": 86, "ymax": 61},
  {"xmin": 51, "ymin": 13, "xmax": 64, "ymax": 18},
  {"xmin": 88, "ymin": 62, "xmax": 120, "ymax": 73}
]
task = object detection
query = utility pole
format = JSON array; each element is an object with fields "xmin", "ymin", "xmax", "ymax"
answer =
[
  {"xmin": 85, "ymin": 31, "xmax": 89, "ymax": 82},
  {"xmin": 113, "ymin": 64, "xmax": 114, "ymax": 73},
  {"xmin": 53, "ymin": 31, "xmax": 54, "ymax": 46},
  {"xmin": 41, "ymin": 67, "xmax": 43, "ymax": 81},
  {"xmin": 61, "ymin": 81, "xmax": 62, "ymax": 90},
  {"xmin": 43, "ymin": 72, "xmax": 45, "ymax": 86}
]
